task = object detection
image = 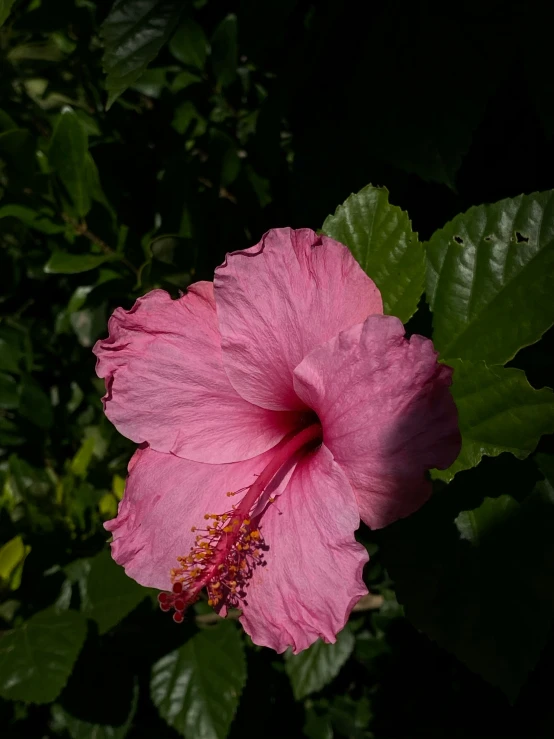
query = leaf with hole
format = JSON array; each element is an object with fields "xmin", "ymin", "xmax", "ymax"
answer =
[
  {"xmin": 151, "ymin": 622, "xmax": 246, "ymax": 739},
  {"xmin": 284, "ymin": 627, "xmax": 355, "ymax": 700},
  {"xmin": 426, "ymin": 191, "xmax": 554, "ymax": 363},
  {"xmin": 436, "ymin": 359, "xmax": 554, "ymax": 481},
  {"xmin": 323, "ymin": 185, "xmax": 425, "ymax": 323},
  {"xmin": 0, "ymin": 608, "xmax": 87, "ymax": 703}
]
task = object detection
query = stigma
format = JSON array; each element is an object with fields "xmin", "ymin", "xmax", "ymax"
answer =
[
  {"xmin": 157, "ymin": 422, "xmax": 322, "ymax": 623},
  {"xmin": 158, "ymin": 507, "xmax": 267, "ymax": 623}
]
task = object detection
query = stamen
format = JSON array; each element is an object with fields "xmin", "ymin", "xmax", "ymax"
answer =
[{"xmin": 158, "ymin": 422, "xmax": 322, "ymax": 622}]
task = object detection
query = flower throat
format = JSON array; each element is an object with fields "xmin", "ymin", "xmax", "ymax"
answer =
[{"xmin": 158, "ymin": 422, "xmax": 322, "ymax": 622}]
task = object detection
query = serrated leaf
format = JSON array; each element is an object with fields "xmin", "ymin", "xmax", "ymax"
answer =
[
  {"xmin": 101, "ymin": 0, "xmax": 184, "ymax": 109},
  {"xmin": 82, "ymin": 549, "xmax": 147, "ymax": 634},
  {"xmin": 0, "ymin": 608, "xmax": 87, "ymax": 703},
  {"xmin": 284, "ymin": 627, "xmax": 355, "ymax": 700},
  {"xmin": 426, "ymin": 191, "xmax": 554, "ymax": 363},
  {"xmin": 436, "ymin": 359, "xmax": 554, "ymax": 482},
  {"xmin": 323, "ymin": 185, "xmax": 425, "ymax": 323},
  {"xmin": 379, "ymin": 484, "xmax": 554, "ymax": 701},
  {"xmin": 151, "ymin": 622, "xmax": 246, "ymax": 739},
  {"xmin": 169, "ymin": 17, "xmax": 207, "ymax": 69},
  {"xmin": 45, "ymin": 252, "xmax": 109, "ymax": 274},
  {"xmin": 49, "ymin": 108, "xmax": 91, "ymax": 217},
  {"xmin": 211, "ymin": 14, "xmax": 237, "ymax": 88}
]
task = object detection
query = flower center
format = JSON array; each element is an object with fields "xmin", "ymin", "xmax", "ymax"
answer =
[{"xmin": 158, "ymin": 421, "xmax": 322, "ymax": 622}]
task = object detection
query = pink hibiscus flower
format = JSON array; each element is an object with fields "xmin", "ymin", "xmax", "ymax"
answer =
[{"xmin": 93, "ymin": 228, "xmax": 460, "ymax": 653}]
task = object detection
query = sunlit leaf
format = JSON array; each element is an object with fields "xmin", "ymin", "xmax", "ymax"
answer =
[
  {"xmin": 323, "ymin": 184, "xmax": 425, "ymax": 323},
  {"xmin": 426, "ymin": 191, "xmax": 554, "ymax": 363},
  {"xmin": 0, "ymin": 535, "xmax": 30, "ymax": 590},
  {"xmin": 436, "ymin": 359, "xmax": 554, "ymax": 481}
]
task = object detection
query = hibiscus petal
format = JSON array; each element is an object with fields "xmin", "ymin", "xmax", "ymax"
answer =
[
  {"xmin": 240, "ymin": 445, "xmax": 368, "ymax": 653},
  {"xmin": 93, "ymin": 284, "xmax": 299, "ymax": 463},
  {"xmin": 105, "ymin": 445, "xmax": 287, "ymax": 590},
  {"xmin": 293, "ymin": 315, "xmax": 461, "ymax": 529},
  {"xmin": 214, "ymin": 228, "xmax": 383, "ymax": 411}
]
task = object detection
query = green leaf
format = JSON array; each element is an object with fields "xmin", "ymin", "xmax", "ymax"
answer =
[
  {"xmin": 0, "ymin": 0, "xmax": 15, "ymax": 28},
  {"xmin": 0, "ymin": 608, "xmax": 87, "ymax": 703},
  {"xmin": 45, "ymin": 252, "xmax": 109, "ymax": 274},
  {"xmin": 169, "ymin": 17, "xmax": 208, "ymax": 69},
  {"xmin": 170, "ymin": 70, "xmax": 202, "ymax": 93},
  {"xmin": 70, "ymin": 437, "xmax": 96, "ymax": 478},
  {"xmin": 323, "ymin": 185, "xmax": 425, "ymax": 323},
  {"xmin": 82, "ymin": 549, "xmax": 147, "ymax": 634},
  {"xmin": 436, "ymin": 359, "xmax": 554, "ymax": 482},
  {"xmin": 0, "ymin": 204, "xmax": 65, "ymax": 234},
  {"xmin": 0, "ymin": 535, "xmax": 30, "ymax": 590},
  {"xmin": 284, "ymin": 627, "xmax": 355, "ymax": 700},
  {"xmin": 151, "ymin": 622, "xmax": 246, "ymax": 739},
  {"xmin": 379, "ymin": 484, "xmax": 554, "ymax": 701},
  {"xmin": 130, "ymin": 67, "xmax": 168, "ymax": 98},
  {"xmin": 49, "ymin": 108, "xmax": 90, "ymax": 217},
  {"xmin": 211, "ymin": 14, "xmax": 238, "ymax": 88},
  {"xmin": 426, "ymin": 191, "xmax": 554, "ymax": 363},
  {"xmin": 101, "ymin": 0, "xmax": 184, "ymax": 109},
  {"xmin": 172, "ymin": 100, "xmax": 206, "ymax": 137}
]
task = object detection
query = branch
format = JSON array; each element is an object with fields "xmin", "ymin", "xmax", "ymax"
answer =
[{"xmin": 62, "ymin": 213, "xmax": 139, "ymax": 278}]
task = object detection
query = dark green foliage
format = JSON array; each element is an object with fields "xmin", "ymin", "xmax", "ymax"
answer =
[{"xmin": 1, "ymin": 1, "xmax": 554, "ymax": 737}]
